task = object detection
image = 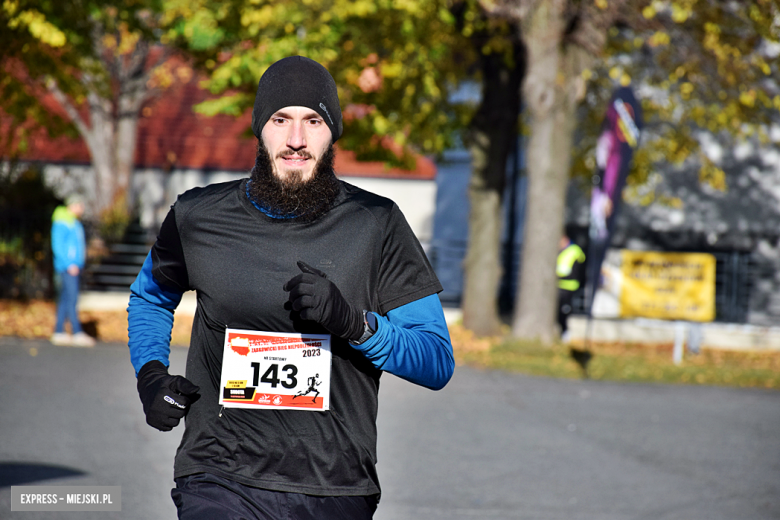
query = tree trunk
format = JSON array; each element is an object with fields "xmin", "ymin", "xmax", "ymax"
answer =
[
  {"xmin": 115, "ymin": 45, "xmax": 152, "ymax": 213},
  {"xmin": 512, "ymin": 0, "xmax": 591, "ymax": 341},
  {"xmin": 47, "ymin": 80, "xmax": 115, "ymax": 217},
  {"xmin": 115, "ymin": 89, "xmax": 143, "ymax": 211},
  {"xmin": 46, "ymin": 39, "xmax": 155, "ymax": 222},
  {"xmin": 462, "ymin": 45, "xmax": 524, "ymax": 337},
  {"xmin": 85, "ymin": 90, "xmax": 116, "ymax": 217}
]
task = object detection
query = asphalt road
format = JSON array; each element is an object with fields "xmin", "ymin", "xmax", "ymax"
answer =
[{"xmin": 1, "ymin": 337, "xmax": 778, "ymax": 520}]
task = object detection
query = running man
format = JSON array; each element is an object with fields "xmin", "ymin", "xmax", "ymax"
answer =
[{"xmin": 293, "ymin": 373, "xmax": 321, "ymax": 403}]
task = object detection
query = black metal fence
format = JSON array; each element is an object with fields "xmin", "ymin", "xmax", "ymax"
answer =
[
  {"xmin": 0, "ymin": 210, "xmax": 55, "ymax": 299},
  {"xmin": 712, "ymin": 251, "xmax": 753, "ymax": 323},
  {"xmin": 429, "ymin": 241, "xmax": 755, "ymax": 324}
]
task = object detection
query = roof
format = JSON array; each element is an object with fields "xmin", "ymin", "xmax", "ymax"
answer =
[{"xmin": 1, "ymin": 70, "xmax": 436, "ymax": 180}]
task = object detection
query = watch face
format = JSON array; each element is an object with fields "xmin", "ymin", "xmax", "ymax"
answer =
[{"xmin": 365, "ymin": 311, "xmax": 377, "ymax": 332}]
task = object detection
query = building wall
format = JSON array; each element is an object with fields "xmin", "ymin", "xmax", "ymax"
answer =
[
  {"xmin": 429, "ymin": 149, "xmax": 527, "ymax": 306},
  {"xmin": 344, "ymin": 176, "xmax": 436, "ymax": 246}
]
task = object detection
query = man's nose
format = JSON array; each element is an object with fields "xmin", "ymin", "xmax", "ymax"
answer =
[{"xmin": 286, "ymin": 121, "xmax": 307, "ymax": 150}]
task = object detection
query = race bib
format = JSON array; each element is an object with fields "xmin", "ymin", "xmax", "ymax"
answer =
[{"xmin": 219, "ymin": 329, "xmax": 331, "ymax": 411}]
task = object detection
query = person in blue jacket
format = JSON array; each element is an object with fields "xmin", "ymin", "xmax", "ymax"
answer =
[
  {"xmin": 51, "ymin": 195, "xmax": 94, "ymax": 347},
  {"xmin": 127, "ymin": 56, "xmax": 455, "ymax": 520}
]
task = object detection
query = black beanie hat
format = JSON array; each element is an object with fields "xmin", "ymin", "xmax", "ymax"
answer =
[{"xmin": 251, "ymin": 56, "xmax": 343, "ymax": 143}]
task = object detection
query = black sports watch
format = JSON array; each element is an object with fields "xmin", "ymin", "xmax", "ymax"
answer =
[{"xmin": 352, "ymin": 310, "xmax": 377, "ymax": 345}]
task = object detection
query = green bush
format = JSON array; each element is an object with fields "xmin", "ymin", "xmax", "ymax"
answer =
[{"xmin": 0, "ymin": 165, "xmax": 61, "ymax": 299}]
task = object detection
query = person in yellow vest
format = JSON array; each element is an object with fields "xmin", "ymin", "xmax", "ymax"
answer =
[{"xmin": 557, "ymin": 235, "xmax": 586, "ymax": 341}]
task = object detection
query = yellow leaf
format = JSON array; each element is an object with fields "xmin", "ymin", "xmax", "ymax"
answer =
[
  {"xmin": 739, "ymin": 91, "xmax": 756, "ymax": 107},
  {"xmin": 373, "ymin": 114, "xmax": 389, "ymax": 134},
  {"xmin": 8, "ymin": 8, "xmax": 67, "ymax": 47},
  {"xmin": 671, "ymin": 5, "xmax": 691, "ymax": 23},
  {"xmin": 699, "ymin": 158, "xmax": 728, "ymax": 192},
  {"xmin": 648, "ymin": 31, "xmax": 670, "ymax": 48},
  {"xmin": 382, "ymin": 62, "xmax": 403, "ymax": 78},
  {"xmin": 103, "ymin": 34, "xmax": 117, "ymax": 50},
  {"xmin": 118, "ymin": 25, "xmax": 141, "ymax": 55}
]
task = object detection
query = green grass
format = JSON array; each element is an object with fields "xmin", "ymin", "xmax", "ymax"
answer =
[{"xmin": 452, "ymin": 325, "xmax": 780, "ymax": 390}]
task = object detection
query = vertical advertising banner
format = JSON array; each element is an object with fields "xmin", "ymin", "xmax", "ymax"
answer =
[
  {"xmin": 619, "ymin": 251, "xmax": 716, "ymax": 322},
  {"xmin": 586, "ymin": 86, "xmax": 643, "ymax": 315}
]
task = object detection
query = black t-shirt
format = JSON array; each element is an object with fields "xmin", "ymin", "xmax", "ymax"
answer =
[{"xmin": 151, "ymin": 178, "xmax": 442, "ymax": 496}]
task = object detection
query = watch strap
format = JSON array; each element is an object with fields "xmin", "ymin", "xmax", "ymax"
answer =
[{"xmin": 352, "ymin": 310, "xmax": 377, "ymax": 345}]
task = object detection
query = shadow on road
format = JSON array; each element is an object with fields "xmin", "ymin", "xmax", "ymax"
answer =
[{"xmin": 0, "ymin": 462, "xmax": 86, "ymax": 487}]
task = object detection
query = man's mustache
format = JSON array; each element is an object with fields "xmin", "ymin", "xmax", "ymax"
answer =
[{"xmin": 277, "ymin": 149, "xmax": 314, "ymax": 160}]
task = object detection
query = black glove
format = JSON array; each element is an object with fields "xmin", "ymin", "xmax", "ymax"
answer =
[
  {"xmin": 283, "ymin": 261, "xmax": 363, "ymax": 341},
  {"xmin": 136, "ymin": 360, "xmax": 200, "ymax": 432}
]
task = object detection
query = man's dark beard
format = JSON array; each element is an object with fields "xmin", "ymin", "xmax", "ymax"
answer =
[{"xmin": 248, "ymin": 140, "xmax": 340, "ymax": 222}]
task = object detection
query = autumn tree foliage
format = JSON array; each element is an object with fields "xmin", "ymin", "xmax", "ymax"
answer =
[
  {"xmin": 583, "ymin": 0, "xmax": 780, "ymax": 197},
  {"xmin": 1, "ymin": 0, "xmax": 182, "ymax": 227},
  {"xmin": 161, "ymin": 0, "xmax": 474, "ymax": 166}
]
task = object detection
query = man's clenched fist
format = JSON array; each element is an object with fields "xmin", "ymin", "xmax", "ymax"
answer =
[
  {"xmin": 284, "ymin": 261, "xmax": 363, "ymax": 342},
  {"xmin": 136, "ymin": 360, "xmax": 200, "ymax": 432}
]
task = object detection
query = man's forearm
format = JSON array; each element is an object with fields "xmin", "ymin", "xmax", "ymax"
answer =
[
  {"xmin": 127, "ymin": 294, "xmax": 175, "ymax": 375},
  {"xmin": 127, "ymin": 253, "xmax": 184, "ymax": 375},
  {"xmin": 351, "ymin": 294, "xmax": 454, "ymax": 390}
]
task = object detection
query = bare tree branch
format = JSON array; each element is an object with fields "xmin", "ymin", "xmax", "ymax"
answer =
[
  {"xmin": 91, "ymin": 21, "xmax": 110, "ymax": 72},
  {"xmin": 80, "ymin": 71, "xmax": 112, "ymax": 118},
  {"xmin": 125, "ymin": 40, "xmax": 150, "ymax": 81},
  {"xmin": 479, "ymin": 0, "xmax": 539, "ymax": 23},
  {"xmin": 46, "ymin": 77, "xmax": 91, "ymax": 138},
  {"xmin": 564, "ymin": 0, "xmax": 628, "ymax": 56},
  {"xmin": 129, "ymin": 46, "xmax": 173, "ymax": 110}
]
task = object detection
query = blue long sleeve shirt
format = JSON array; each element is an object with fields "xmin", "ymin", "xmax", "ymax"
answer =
[
  {"xmin": 128, "ymin": 253, "xmax": 454, "ymax": 390},
  {"xmin": 51, "ymin": 205, "xmax": 86, "ymax": 273}
]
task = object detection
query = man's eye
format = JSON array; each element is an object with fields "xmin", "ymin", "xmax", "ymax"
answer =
[
  {"xmin": 274, "ymin": 118, "xmax": 287, "ymax": 124},
  {"xmin": 307, "ymin": 119, "xmax": 323, "ymax": 126}
]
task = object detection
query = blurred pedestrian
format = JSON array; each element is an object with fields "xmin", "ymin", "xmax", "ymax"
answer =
[
  {"xmin": 50, "ymin": 195, "xmax": 94, "ymax": 347},
  {"xmin": 557, "ymin": 234, "xmax": 586, "ymax": 342}
]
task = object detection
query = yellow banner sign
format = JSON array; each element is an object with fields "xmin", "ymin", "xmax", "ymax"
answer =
[{"xmin": 619, "ymin": 251, "xmax": 716, "ymax": 322}]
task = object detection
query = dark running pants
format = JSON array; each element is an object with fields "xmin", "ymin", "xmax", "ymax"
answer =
[
  {"xmin": 558, "ymin": 288, "xmax": 574, "ymax": 335},
  {"xmin": 172, "ymin": 473, "xmax": 379, "ymax": 520}
]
